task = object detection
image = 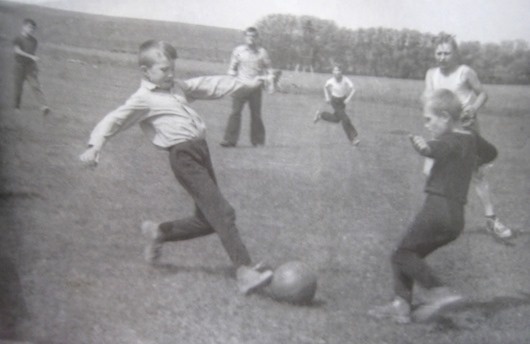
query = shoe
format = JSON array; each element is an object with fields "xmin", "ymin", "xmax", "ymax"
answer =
[
  {"xmin": 412, "ymin": 287, "xmax": 464, "ymax": 323},
  {"xmin": 486, "ymin": 217, "xmax": 513, "ymax": 239},
  {"xmin": 368, "ymin": 297, "xmax": 411, "ymax": 324},
  {"xmin": 313, "ymin": 110, "xmax": 321, "ymax": 123},
  {"xmin": 236, "ymin": 264, "xmax": 273, "ymax": 295},
  {"xmin": 41, "ymin": 106, "xmax": 50, "ymax": 116},
  {"xmin": 220, "ymin": 140, "xmax": 236, "ymax": 148},
  {"xmin": 141, "ymin": 221, "xmax": 163, "ymax": 265},
  {"xmin": 351, "ymin": 138, "xmax": 361, "ymax": 146}
]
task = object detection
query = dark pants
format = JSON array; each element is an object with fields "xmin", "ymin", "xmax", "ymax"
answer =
[
  {"xmin": 319, "ymin": 96, "xmax": 358, "ymax": 142},
  {"xmin": 13, "ymin": 62, "xmax": 47, "ymax": 109},
  {"xmin": 159, "ymin": 139, "xmax": 252, "ymax": 267},
  {"xmin": 392, "ymin": 194, "xmax": 464, "ymax": 303},
  {"xmin": 223, "ymin": 88, "xmax": 264, "ymax": 146}
]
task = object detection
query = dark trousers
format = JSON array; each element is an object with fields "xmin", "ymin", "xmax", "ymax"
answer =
[
  {"xmin": 13, "ymin": 62, "xmax": 47, "ymax": 109},
  {"xmin": 223, "ymin": 88, "xmax": 264, "ymax": 146},
  {"xmin": 391, "ymin": 194, "xmax": 464, "ymax": 303},
  {"xmin": 159, "ymin": 139, "xmax": 252, "ymax": 267},
  {"xmin": 319, "ymin": 96, "xmax": 358, "ymax": 142}
]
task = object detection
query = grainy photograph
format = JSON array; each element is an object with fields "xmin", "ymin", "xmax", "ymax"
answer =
[{"xmin": 1, "ymin": 0, "xmax": 529, "ymax": 343}]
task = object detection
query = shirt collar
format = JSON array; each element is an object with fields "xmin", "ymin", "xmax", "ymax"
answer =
[
  {"xmin": 141, "ymin": 79, "xmax": 159, "ymax": 91},
  {"xmin": 243, "ymin": 44, "xmax": 260, "ymax": 53}
]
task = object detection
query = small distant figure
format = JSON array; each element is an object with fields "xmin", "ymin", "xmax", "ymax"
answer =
[
  {"xmin": 368, "ymin": 89, "xmax": 498, "ymax": 324},
  {"xmin": 314, "ymin": 66, "xmax": 360, "ymax": 146},
  {"xmin": 79, "ymin": 40, "xmax": 273, "ymax": 295},
  {"xmin": 220, "ymin": 27, "xmax": 275, "ymax": 148},
  {"xmin": 12, "ymin": 18, "xmax": 50, "ymax": 115}
]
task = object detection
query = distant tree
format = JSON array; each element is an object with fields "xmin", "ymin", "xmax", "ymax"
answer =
[
  {"xmin": 254, "ymin": 14, "xmax": 530, "ymax": 84},
  {"xmin": 255, "ymin": 14, "xmax": 299, "ymax": 70},
  {"xmin": 295, "ymin": 19, "xmax": 317, "ymax": 72}
]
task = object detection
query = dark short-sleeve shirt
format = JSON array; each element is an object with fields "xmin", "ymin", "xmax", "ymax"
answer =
[{"xmin": 13, "ymin": 34, "xmax": 37, "ymax": 65}]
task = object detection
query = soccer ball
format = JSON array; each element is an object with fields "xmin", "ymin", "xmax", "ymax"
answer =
[{"xmin": 269, "ymin": 261, "xmax": 317, "ymax": 304}]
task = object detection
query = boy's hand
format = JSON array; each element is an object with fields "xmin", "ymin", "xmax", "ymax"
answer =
[
  {"xmin": 461, "ymin": 106, "xmax": 477, "ymax": 128},
  {"xmin": 79, "ymin": 147, "xmax": 100, "ymax": 167},
  {"xmin": 409, "ymin": 134, "xmax": 431, "ymax": 155}
]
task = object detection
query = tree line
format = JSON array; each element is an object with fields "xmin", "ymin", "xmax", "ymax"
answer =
[{"xmin": 255, "ymin": 14, "xmax": 530, "ymax": 85}]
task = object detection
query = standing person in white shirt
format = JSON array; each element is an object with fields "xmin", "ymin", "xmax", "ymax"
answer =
[
  {"xmin": 424, "ymin": 34, "xmax": 513, "ymax": 240},
  {"xmin": 220, "ymin": 27, "xmax": 274, "ymax": 148},
  {"xmin": 314, "ymin": 66, "xmax": 360, "ymax": 146}
]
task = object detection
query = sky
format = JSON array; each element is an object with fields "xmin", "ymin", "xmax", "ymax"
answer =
[{"xmin": 6, "ymin": 0, "xmax": 530, "ymax": 43}]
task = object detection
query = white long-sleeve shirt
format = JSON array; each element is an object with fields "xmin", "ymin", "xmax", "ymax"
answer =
[{"xmin": 88, "ymin": 76, "xmax": 262, "ymax": 150}]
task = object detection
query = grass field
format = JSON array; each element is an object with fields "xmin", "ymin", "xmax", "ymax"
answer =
[{"xmin": 1, "ymin": 8, "xmax": 530, "ymax": 344}]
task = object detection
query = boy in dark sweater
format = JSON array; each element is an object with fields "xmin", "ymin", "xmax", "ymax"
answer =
[
  {"xmin": 368, "ymin": 89, "xmax": 497, "ymax": 323},
  {"xmin": 13, "ymin": 19, "xmax": 49, "ymax": 114}
]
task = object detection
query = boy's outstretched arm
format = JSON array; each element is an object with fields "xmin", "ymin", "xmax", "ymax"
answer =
[{"xmin": 182, "ymin": 75, "xmax": 265, "ymax": 101}]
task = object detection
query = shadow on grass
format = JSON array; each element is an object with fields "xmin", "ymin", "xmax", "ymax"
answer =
[
  {"xmin": 146, "ymin": 263, "xmax": 327, "ymax": 307},
  {"xmin": 256, "ymin": 289, "xmax": 326, "ymax": 308},
  {"xmin": 431, "ymin": 291, "xmax": 530, "ymax": 331},
  {"xmin": 464, "ymin": 225, "xmax": 529, "ymax": 247},
  {"xmin": 0, "ymin": 254, "xmax": 29, "ymax": 340},
  {"xmin": 150, "ymin": 263, "xmax": 233, "ymax": 278},
  {"xmin": 216, "ymin": 143, "xmax": 347, "ymax": 150}
]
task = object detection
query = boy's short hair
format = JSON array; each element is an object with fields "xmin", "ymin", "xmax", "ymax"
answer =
[
  {"xmin": 138, "ymin": 40, "xmax": 178, "ymax": 67},
  {"xmin": 423, "ymin": 89, "xmax": 462, "ymax": 122},
  {"xmin": 23, "ymin": 18, "xmax": 36, "ymax": 27},
  {"xmin": 244, "ymin": 27, "xmax": 259, "ymax": 36}
]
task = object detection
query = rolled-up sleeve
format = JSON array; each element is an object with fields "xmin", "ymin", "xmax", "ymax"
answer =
[{"xmin": 183, "ymin": 76, "xmax": 261, "ymax": 101}]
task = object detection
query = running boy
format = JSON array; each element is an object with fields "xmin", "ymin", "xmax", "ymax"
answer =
[
  {"xmin": 79, "ymin": 40, "xmax": 272, "ymax": 295},
  {"xmin": 368, "ymin": 89, "xmax": 498, "ymax": 323},
  {"xmin": 424, "ymin": 34, "xmax": 513, "ymax": 239},
  {"xmin": 314, "ymin": 66, "xmax": 360, "ymax": 146},
  {"xmin": 12, "ymin": 18, "xmax": 50, "ymax": 115}
]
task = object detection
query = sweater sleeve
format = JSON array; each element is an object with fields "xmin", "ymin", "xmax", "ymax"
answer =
[{"xmin": 424, "ymin": 137, "xmax": 460, "ymax": 161}]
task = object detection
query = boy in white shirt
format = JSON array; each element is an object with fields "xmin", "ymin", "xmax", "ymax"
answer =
[
  {"xmin": 79, "ymin": 40, "xmax": 273, "ymax": 295},
  {"xmin": 314, "ymin": 66, "xmax": 360, "ymax": 146}
]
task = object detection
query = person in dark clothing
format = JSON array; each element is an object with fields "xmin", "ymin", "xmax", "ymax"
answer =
[
  {"xmin": 368, "ymin": 89, "xmax": 498, "ymax": 324},
  {"xmin": 12, "ymin": 18, "xmax": 49, "ymax": 115}
]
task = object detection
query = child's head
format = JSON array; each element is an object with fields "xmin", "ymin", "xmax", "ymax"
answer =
[
  {"xmin": 138, "ymin": 40, "xmax": 178, "ymax": 90},
  {"xmin": 433, "ymin": 33, "xmax": 460, "ymax": 72},
  {"xmin": 332, "ymin": 65, "xmax": 343, "ymax": 79},
  {"xmin": 422, "ymin": 89, "xmax": 463, "ymax": 138},
  {"xmin": 243, "ymin": 27, "xmax": 259, "ymax": 47},
  {"xmin": 22, "ymin": 19, "xmax": 36, "ymax": 36}
]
